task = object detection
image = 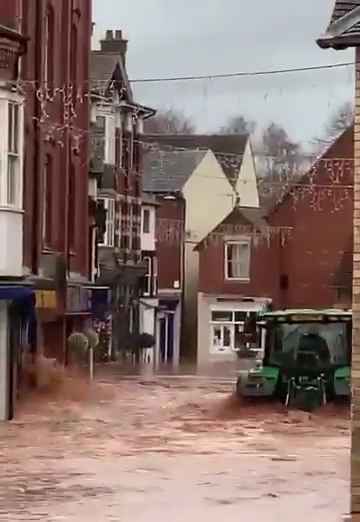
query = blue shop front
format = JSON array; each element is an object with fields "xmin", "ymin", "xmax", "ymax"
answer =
[{"xmin": 0, "ymin": 284, "xmax": 36, "ymax": 421}]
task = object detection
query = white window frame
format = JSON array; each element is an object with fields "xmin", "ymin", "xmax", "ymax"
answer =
[
  {"xmin": 153, "ymin": 256, "xmax": 158, "ymax": 296},
  {"xmin": 209, "ymin": 309, "xmax": 262, "ymax": 354},
  {"xmin": 143, "ymin": 256, "xmax": 151, "ymax": 296},
  {"xmin": 99, "ymin": 197, "xmax": 115, "ymax": 247},
  {"xmin": 142, "ymin": 208, "xmax": 151, "ymax": 234},
  {"xmin": 225, "ymin": 239, "xmax": 251, "ymax": 281},
  {"xmin": 128, "ymin": 203, "xmax": 133, "ymax": 251},
  {"xmin": 6, "ymin": 101, "xmax": 22, "ymax": 209}
]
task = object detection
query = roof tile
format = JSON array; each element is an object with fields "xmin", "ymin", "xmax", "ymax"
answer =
[
  {"xmin": 143, "ymin": 149, "xmax": 207, "ymax": 193},
  {"xmin": 142, "ymin": 134, "xmax": 248, "ymax": 187}
]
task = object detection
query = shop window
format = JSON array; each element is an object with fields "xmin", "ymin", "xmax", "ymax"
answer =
[{"xmin": 210, "ymin": 309, "xmax": 261, "ymax": 354}]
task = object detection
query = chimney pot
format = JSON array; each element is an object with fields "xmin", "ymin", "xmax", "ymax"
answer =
[{"xmin": 100, "ymin": 30, "xmax": 128, "ymax": 64}]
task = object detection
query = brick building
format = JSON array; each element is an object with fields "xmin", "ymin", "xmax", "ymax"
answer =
[
  {"xmin": 90, "ymin": 30, "xmax": 155, "ymax": 358},
  {"xmin": 317, "ymin": 1, "xmax": 360, "ymax": 517},
  {"xmin": 143, "ymin": 137, "xmax": 259, "ymax": 362},
  {"xmin": 0, "ymin": 5, "xmax": 34, "ymax": 421},
  {"xmin": 196, "ymin": 128, "xmax": 353, "ymax": 367},
  {"xmin": 269, "ymin": 127, "xmax": 353, "ymax": 310},
  {"xmin": 21, "ymin": 0, "xmax": 93, "ymax": 361},
  {"xmin": 155, "ymin": 195, "xmax": 185, "ymax": 367}
]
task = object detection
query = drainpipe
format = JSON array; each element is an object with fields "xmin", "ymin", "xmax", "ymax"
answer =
[
  {"xmin": 62, "ymin": 2, "xmax": 72, "ymax": 363},
  {"xmin": 179, "ymin": 194, "xmax": 186, "ymax": 363},
  {"xmin": 31, "ymin": 0, "xmax": 42, "ymax": 274},
  {"xmin": 64, "ymin": 2, "xmax": 72, "ymax": 277}
]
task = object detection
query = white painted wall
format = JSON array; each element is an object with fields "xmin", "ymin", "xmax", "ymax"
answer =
[
  {"xmin": 183, "ymin": 150, "xmax": 235, "ymax": 243},
  {"xmin": 182, "ymin": 150, "xmax": 235, "ymax": 352},
  {"xmin": 181, "ymin": 144, "xmax": 260, "ymax": 360},
  {"xmin": 141, "ymin": 205, "xmax": 156, "ymax": 252},
  {"xmin": 235, "ymin": 140, "xmax": 259, "ymax": 208},
  {"xmin": 140, "ymin": 301, "xmax": 157, "ymax": 336},
  {"xmin": 0, "ymin": 302, "xmax": 9, "ymax": 421},
  {"xmin": 88, "ymin": 177, "xmax": 98, "ymax": 198},
  {"xmin": 0, "ymin": 210, "xmax": 23, "ymax": 277}
]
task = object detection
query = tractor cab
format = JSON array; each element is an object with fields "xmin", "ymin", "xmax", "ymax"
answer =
[{"xmin": 236, "ymin": 309, "xmax": 352, "ymax": 409}]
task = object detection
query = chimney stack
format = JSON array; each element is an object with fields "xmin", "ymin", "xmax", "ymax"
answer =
[{"xmin": 100, "ymin": 29, "xmax": 128, "ymax": 64}]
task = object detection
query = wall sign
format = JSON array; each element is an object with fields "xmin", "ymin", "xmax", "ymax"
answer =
[{"xmin": 35, "ymin": 290, "xmax": 57, "ymax": 310}]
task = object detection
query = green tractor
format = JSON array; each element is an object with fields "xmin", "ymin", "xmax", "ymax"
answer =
[{"xmin": 236, "ymin": 309, "xmax": 352, "ymax": 409}]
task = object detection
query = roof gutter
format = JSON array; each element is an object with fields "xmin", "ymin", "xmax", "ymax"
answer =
[
  {"xmin": 317, "ymin": 5, "xmax": 360, "ymax": 49},
  {"xmin": 118, "ymin": 101, "xmax": 156, "ymax": 119}
]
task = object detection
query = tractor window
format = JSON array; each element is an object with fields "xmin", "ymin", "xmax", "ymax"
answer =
[{"xmin": 269, "ymin": 322, "xmax": 349, "ymax": 367}]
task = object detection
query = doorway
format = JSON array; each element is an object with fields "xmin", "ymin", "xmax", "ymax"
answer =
[{"xmin": 159, "ymin": 313, "xmax": 175, "ymax": 365}]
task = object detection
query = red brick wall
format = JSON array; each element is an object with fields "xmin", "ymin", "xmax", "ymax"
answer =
[
  {"xmin": 0, "ymin": 1, "xmax": 21, "ymax": 28},
  {"xmin": 198, "ymin": 230, "xmax": 281, "ymax": 305},
  {"xmin": 156, "ymin": 197, "xmax": 185, "ymax": 291},
  {"xmin": 198, "ymin": 128, "xmax": 353, "ymax": 310},
  {"xmin": 22, "ymin": 0, "xmax": 92, "ymax": 277},
  {"xmin": 270, "ymin": 127, "xmax": 353, "ymax": 309}
]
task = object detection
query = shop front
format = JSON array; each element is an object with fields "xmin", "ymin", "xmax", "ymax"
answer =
[
  {"xmin": 0, "ymin": 284, "xmax": 35, "ymax": 421},
  {"xmin": 197, "ymin": 294, "xmax": 272, "ymax": 368}
]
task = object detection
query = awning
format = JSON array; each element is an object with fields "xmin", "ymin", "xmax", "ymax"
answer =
[{"xmin": 0, "ymin": 285, "xmax": 34, "ymax": 303}]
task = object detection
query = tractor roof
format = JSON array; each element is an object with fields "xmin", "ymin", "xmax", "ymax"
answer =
[{"xmin": 262, "ymin": 309, "xmax": 352, "ymax": 318}]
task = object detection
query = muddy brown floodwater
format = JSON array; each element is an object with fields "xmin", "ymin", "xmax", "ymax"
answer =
[{"xmin": 0, "ymin": 369, "xmax": 350, "ymax": 521}]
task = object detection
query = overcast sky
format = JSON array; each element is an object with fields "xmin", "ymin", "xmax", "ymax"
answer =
[{"xmin": 93, "ymin": 0, "xmax": 354, "ymax": 147}]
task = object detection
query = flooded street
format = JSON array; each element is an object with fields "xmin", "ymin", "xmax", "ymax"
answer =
[{"xmin": 0, "ymin": 371, "xmax": 350, "ymax": 521}]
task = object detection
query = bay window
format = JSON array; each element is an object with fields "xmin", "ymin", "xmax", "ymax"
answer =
[{"xmin": 6, "ymin": 102, "xmax": 21, "ymax": 208}]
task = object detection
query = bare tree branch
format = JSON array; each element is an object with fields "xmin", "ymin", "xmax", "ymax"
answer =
[
  {"xmin": 219, "ymin": 115, "xmax": 256, "ymax": 135},
  {"xmin": 144, "ymin": 109, "xmax": 195, "ymax": 134}
]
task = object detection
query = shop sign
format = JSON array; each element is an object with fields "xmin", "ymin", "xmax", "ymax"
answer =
[{"xmin": 35, "ymin": 290, "xmax": 57, "ymax": 310}]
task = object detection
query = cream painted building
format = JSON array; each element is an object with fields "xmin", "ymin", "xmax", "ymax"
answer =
[{"xmin": 143, "ymin": 134, "xmax": 259, "ymax": 362}]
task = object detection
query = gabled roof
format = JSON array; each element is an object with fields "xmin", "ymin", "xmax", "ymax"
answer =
[
  {"xmin": 90, "ymin": 51, "xmax": 134, "ymax": 103},
  {"xmin": 268, "ymin": 126, "xmax": 353, "ymax": 218},
  {"xmin": 195, "ymin": 206, "xmax": 268, "ymax": 251},
  {"xmin": 317, "ymin": 0, "xmax": 360, "ymax": 48},
  {"xmin": 331, "ymin": 0, "xmax": 360, "ymax": 21},
  {"xmin": 143, "ymin": 149, "xmax": 207, "ymax": 193},
  {"xmin": 142, "ymin": 134, "xmax": 249, "ymax": 187}
]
